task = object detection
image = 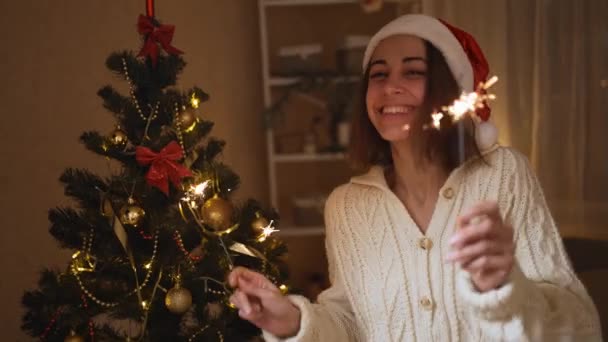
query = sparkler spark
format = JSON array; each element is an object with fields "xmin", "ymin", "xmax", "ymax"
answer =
[{"xmin": 429, "ymin": 76, "xmax": 498, "ymax": 130}]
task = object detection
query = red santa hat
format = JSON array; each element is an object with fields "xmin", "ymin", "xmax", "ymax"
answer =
[{"xmin": 362, "ymin": 14, "xmax": 498, "ymax": 150}]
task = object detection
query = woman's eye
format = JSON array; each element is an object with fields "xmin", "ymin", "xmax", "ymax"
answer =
[
  {"xmin": 369, "ymin": 71, "xmax": 387, "ymax": 80},
  {"xmin": 405, "ymin": 70, "xmax": 427, "ymax": 78}
]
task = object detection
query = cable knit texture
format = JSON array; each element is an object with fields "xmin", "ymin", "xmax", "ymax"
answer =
[{"xmin": 263, "ymin": 146, "xmax": 601, "ymax": 342}]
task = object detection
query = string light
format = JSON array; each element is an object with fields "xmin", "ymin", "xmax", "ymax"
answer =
[{"xmin": 190, "ymin": 93, "xmax": 200, "ymax": 109}]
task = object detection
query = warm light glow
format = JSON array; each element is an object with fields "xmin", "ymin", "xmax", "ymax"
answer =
[
  {"xmin": 483, "ymin": 76, "xmax": 498, "ymax": 89},
  {"xmin": 431, "ymin": 112, "xmax": 443, "ymax": 129},
  {"xmin": 141, "ymin": 301, "xmax": 149, "ymax": 310},
  {"xmin": 192, "ymin": 181, "xmax": 210, "ymax": 196},
  {"xmin": 190, "ymin": 94, "xmax": 200, "ymax": 109},
  {"xmin": 446, "ymin": 92, "xmax": 478, "ymax": 120},
  {"xmin": 144, "ymin": 262, "xmax": 152, "ymax": 270},
  {"xmin": 279, "ymin": 284, "xmax": 288, "ymax": 292},
  {"xmin": 429, "ymin": 76, "xmax": 499, "ymax": 126}
]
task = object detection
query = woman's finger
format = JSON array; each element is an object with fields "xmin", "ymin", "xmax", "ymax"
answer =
[
  {"xmin": 462, "ymin": 253, "xmax": 513, "ymax": 273},
  {"xmin": 450, "ymin": 217, "xmax": 495, "ymax": 249},
  {"xmin": 228, "ymin": 266, "xmax": 249, "ymax": 288},
  {"xmin": 459, "ymin": 201, "xmax": 501, "ymax": 225},
  {"xmin": 229, "ymin": 266, "xmax": 278, "ymax": 292},
  {"xmin": 234, "ymin": 289, "xmax": 252, "ymax": 315},
  {"xmin": 446, "ymin": 239, "xmax": 503, "ymax": 265},
  {"xmin": 238, "ymin": 276, "xmax": 280, "ymax": 299}
]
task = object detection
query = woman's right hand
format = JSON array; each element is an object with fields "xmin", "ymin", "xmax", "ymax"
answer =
[{"xmin": 228, "ymin": 266, "xmax": 302, "ymax": 338}]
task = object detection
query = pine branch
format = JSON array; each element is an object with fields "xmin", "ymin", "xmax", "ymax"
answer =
[
  {"xmin": 190, "ymin": 138, "xmax": 225, "ymax": 171},
  {"xmin": 213, "ymin": 163, "xmax": 240, "ymax": 196},
  {"xmin": 48, "ymin": 208, "xmax": 91, "ymax": 249},
  {"xmin": 182, "ymin": 120, "xmax": 215, "ymax": 153},
  {"xmin": 79, "ymin": 131, "xmax": 138, "ymax": 166},
  {"xmin": 59, "ymin": 168, "xmax": 108, "ymax": 209},
  {"xmin": 97, "ymin": 85, "xmax": 131, "ymax": 120}
]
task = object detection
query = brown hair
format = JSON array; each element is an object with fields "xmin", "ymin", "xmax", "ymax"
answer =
[{"xmin": 349, "ymin": 40, "xmax": 482, "ymax": 173}]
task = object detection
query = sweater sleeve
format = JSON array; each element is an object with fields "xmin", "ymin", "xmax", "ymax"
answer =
[
  {"xmin": 263, "ymin": 186, "xmax": 361, "ymax": 342},
  {"xmin": 456, "ymin": 148, "xmax": 602, "ymax": 341}
]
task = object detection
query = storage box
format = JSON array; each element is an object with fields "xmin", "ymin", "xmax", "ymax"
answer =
[
  {"xmin": 276, "ymin": 44, "xmax": 323, "ymax": 75},
  {"xmin": 336, "ymin": 35, "xmax": 370, "ymax": 75}
]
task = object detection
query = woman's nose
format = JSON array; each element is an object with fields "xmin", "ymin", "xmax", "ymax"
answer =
[{"xmin": 384, "ymin": 77, "xmax": 404, "ymax": 95}]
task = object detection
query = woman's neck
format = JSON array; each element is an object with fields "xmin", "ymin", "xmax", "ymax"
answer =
[{"xmin": 388, "ymin": 142, "xmax": 448, "ymax": 205}]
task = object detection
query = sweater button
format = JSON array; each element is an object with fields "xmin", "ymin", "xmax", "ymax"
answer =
[
  {"xmin": 420, "ymin": 296, "xmax": 434, "ymax": 311},
  {"xmin": 419, "ymin": 237, "xmax": 433, "ymax": 250},
  {"xmin": 442, "ymin": 187, "xmax": 454, "ymax": 199}
]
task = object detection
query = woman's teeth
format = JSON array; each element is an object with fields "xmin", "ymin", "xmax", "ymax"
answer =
[{"xmin": 382, "ymin": 106, "xmax": 412, "ymax": 115}]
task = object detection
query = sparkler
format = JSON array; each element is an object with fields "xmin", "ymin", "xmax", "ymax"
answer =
[{"xmin": 429, "ymin": 76, "xmax": 498, "ymax": 163}]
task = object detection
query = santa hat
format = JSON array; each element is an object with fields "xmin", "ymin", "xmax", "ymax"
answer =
[{"xmin": 362, "ymin": 14, "xmax": 498, "ymax": 150}]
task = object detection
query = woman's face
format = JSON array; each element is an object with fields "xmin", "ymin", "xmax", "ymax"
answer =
[{"xmin": 366, "ymin": 34, "xmax": 428, "ymax": 143}]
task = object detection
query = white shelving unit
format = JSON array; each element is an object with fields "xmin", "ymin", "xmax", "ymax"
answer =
[
  {"xmin": 258, "ymin": 0, "xmax": 419, "ymax": 237},
  {"xmin": 257, "ymin": 0, "xmax": 420, "ymax": 296}
]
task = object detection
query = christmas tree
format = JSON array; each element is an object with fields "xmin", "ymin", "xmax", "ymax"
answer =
[{"xmin": 22, "ymin": 3, "xmax": 288, "ymax": 341}]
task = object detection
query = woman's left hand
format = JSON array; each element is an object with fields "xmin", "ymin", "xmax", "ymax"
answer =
[{"xmin": 446, "ymin": 201, "xmax": 515, "ymax": 292}]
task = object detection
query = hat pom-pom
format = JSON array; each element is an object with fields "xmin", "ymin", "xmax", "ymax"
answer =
[{"xmin": 475, "ymin": 120, "xmax": 498, "ymax": 151}]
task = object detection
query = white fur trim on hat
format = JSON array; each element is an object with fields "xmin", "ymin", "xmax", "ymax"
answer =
[{"xmin": 362, "ymin": 14, "xmax": 474, "ymax": 92}]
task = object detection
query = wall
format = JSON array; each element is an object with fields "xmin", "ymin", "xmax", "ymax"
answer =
[{"xmin": 0, "ymin": 1, "xmax": 266, "ymax": 340}]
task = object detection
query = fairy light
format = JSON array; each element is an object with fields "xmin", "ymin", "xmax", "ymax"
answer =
[
  {"xmin": 190, "ymin": 94, "xmax": 200, "ymax": 109},
  {"xmin": 141, "ymin": 300, "xmax": 149, "ymax": 310}
]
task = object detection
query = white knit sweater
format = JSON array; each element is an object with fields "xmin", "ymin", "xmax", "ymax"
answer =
[{"xmin": 263, "ymin": 146, "xmax": 602, "ymax": 342}]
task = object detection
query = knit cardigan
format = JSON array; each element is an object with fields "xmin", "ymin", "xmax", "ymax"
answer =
[{"xmin": 263, "ymin": 146, "xmax": 601, "ymax": 341}]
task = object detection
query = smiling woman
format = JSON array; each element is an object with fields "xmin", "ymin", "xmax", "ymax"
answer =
[
  {"xmin": 227, "ymin": 13, "xmax": 602, "ymax": 342},
  {"xmin": 351, "ymin": 34, "xmax": 480, "ymax": 173}
]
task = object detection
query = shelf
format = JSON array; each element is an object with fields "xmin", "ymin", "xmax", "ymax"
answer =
[
  {"xmin": 269, "ymin": 75, "xmax": 360, "ymax": 87},
  {"xmin": 273, "ymin": 152, "xmax": 346, "ymax": 162},
  {"xmin": 263, "ymin": 0, "xmax": 403, "ymax": 6},
  {"xmin": 276, "ymin": 226, "xmax": 325, "ymax": 237}
]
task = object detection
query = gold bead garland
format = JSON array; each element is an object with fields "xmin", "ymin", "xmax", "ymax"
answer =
[
  {"xmin": 122, "ymin": 58, "xmax": 159, "ymax": 121},
  {"xmin": 174, "ymin": 102, "xmax": 186, "ymax": 151},
  {"xmin": 72, "ymin": 232, "xmax": 160, "ymax": 308}
]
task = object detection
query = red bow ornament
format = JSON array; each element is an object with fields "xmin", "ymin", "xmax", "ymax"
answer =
[
  {"xmin": 137, "ymin": 15, "xmax": 183, "ymax": 66},
  {"xmin": 136, "ymin": 141, "xmax": 192, "ymax": 195}
]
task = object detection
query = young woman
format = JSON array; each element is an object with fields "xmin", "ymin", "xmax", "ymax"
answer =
[{"xmin": 228, "ymin": 14, "xmax": 601, "ymax": 341}]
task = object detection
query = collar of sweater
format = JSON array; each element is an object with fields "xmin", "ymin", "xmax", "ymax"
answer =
[{"xmin": 350, "ymin": 144, "xmax": 500, "ymax": 191}]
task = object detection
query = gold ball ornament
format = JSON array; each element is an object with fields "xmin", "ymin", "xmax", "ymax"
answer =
[
  {"xmin": 251, "ymin": 214, "xmax": 270, "ymax": 232},
  {"xmin": 109, "ymin": 126, "xmax": 128, "ymax": 148},
  {"xmin": 177, "ymin": 108, "xmax": 197, "ymax": 131},
  {"xmin": 119, "ymin": 198, "xmax": 146, "ymax": 227},
  {"xmin": 200, "ymin": 195, "xmax": 234, "ymax": 231},
  {"xmin": 165, "ymin": 285, "xmax": 192, "ymax": 314},
  {"xmin": 64, "ymin": 331, "xmax": 85, "ymax": 342}
]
